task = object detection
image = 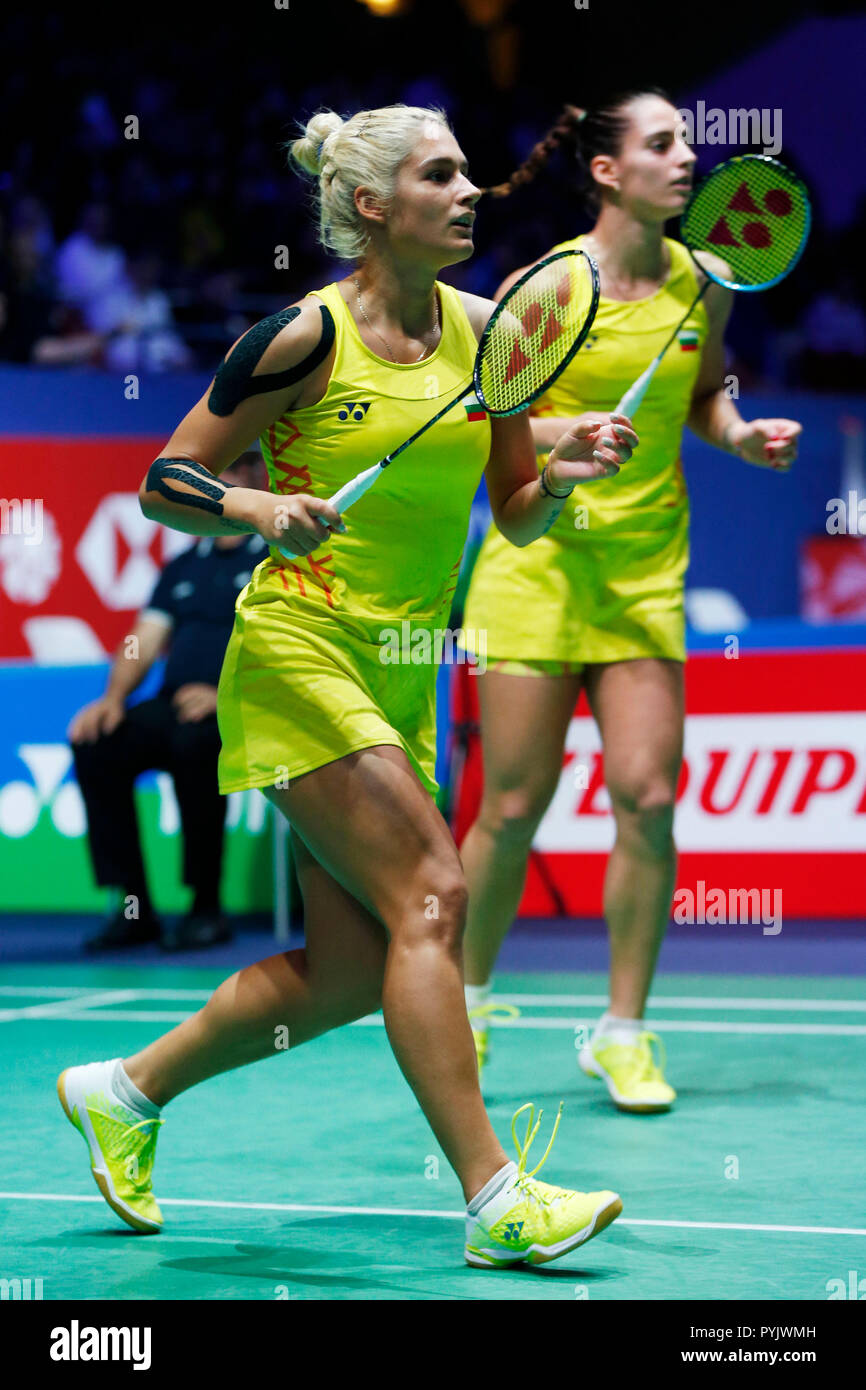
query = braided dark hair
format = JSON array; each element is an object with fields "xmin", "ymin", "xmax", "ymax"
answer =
[{"xmin": 485, "ymin": 88, "xmax": 673, "ymax": 209}]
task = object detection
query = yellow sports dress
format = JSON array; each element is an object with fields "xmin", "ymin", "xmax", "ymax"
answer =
[
  {"xmin": 462, "ymin": 235, "xmax": 709, "ymax": 668},
  {"xmin": 217, "ymin": 280, "xmax": 491, "ymax": 798}
]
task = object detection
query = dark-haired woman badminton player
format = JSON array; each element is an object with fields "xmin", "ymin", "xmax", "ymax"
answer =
[
  {"xmin": 55, "ymin": 103, "xmax": 638, "ymax": 1269},
  {"xmin": 461, "ymin": 90, "xmax": 801, "ymax": 1110}
]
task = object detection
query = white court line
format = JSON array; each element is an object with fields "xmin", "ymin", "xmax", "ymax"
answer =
[
  {"xmin": 0, "ymin": 991, "xmax": 142, "ymax": 1022},
  {"xmin": 0, "ymin": 986, "xmax": 113, "ymax": 997},
  {"xmin": 499, "ymin": 994, "xmax": 866, "ymax": 1013},
  {"xmin": 3, "ymin": 1007, "xmax": 866, "ymax": 1036},
  {"xmin": 0, "ymin": 986, "xmax": 211, "ymax": 1002},
  {"xmin": 353, "ymin": 1015, "xmax": 866, "ymax": 1038},
  {"xmin": 0, "ymin": 1191, "xmax": 863, "ymax": 1238},
  {"xmin": 2, "ymin": 985, "xmax": 865, "ymax": 1012}
]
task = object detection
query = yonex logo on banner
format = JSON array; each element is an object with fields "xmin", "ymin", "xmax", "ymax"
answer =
[{"xmin": 0, "ymin": 744, "xmax": 267, "ymax": 840}]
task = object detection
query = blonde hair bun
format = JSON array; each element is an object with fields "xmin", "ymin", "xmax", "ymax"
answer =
[{"xmin": 290, "ymin": 111, "xmax": 345, "ymax": 176}]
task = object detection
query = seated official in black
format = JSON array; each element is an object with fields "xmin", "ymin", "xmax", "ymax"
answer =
[{"xmin": 68, "ymin": 454, "xmax": 266, "ymax": 953}]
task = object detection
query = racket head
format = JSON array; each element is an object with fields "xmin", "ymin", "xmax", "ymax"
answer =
[
  {"xmin": 680, "ymin": 155, "xmax": 811, "ymax": 292},
  {"xmin": 474, "ymin": 249, "xmax": 600, "ymax": 416}
]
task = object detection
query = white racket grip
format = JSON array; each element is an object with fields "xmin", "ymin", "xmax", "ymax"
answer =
[
  {"xmin": 277, "ymin": 462, "xmax": 384, "ymax": 559},
  {"xmin": 615, "ymin": 355, "xmax": 662, "ymax": 419},
  {"xmin": 329, "ymin": 462, "xmax": 384, "ymax": 512}
]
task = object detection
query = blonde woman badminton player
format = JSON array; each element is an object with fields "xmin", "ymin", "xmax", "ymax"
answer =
[{"xmin": 56, "ymin": 104, "xmax": 638, "ymax": 1269}]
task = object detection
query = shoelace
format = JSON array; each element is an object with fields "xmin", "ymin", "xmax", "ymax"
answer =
[
  {"xmin": 636, "ymin": 1031, "xmax": 667, "ymax": 1082},
  {"xmin": 92, "ymin": 1108, "xmax": 163, "ymax": 1192},
  {"xmin": 510, "ymin": 1101, "xmax": 569, "ymax": 1207},
  {"xmin": 596, "ymin": 1030, "xmax": 667, "ymax": 1084}
]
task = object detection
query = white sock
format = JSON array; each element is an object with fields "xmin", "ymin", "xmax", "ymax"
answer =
[
  {"xmin": 464, "ymin": 980, "xmax": 492, "ymax": 1013},
  {"xmin": 593, "ymin": 1011, "xmax": 643, "ymax": 1046},
  {"xmin": 466, "ymin": 1160, "xmax": 517, "ymax": 1215},
  {"xmin": 111, "ymin": 1059, "xmax": 161, "ymax": 1118}
]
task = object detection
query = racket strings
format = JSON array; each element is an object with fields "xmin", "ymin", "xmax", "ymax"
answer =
[
  {"xmin": 682, "ymin": 157, "xmax": 809, "ymax": 288},
  {"xmin": 478, "ymin": 254, "xmax": 597, "ymax": 414}
]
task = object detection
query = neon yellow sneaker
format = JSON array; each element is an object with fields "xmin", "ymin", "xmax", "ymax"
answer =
[
  {"xmin": 57, "ymin": 1060, "xmax": 163, "ymax": 1233},
  {"xmin": 578, "ymin": 1030, "xmax": 676, "ymax": 1113},
  {"xmin": 465, "ymin": 1103, "xmax": 622, "ymax": 1267},
  {"xmin": 468, "ymin": 1002, "xmax": 520, "ymax": 1073}
]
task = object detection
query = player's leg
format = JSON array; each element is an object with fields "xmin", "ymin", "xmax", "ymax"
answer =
[
  {"xmin": 123, "ymin": 831, "xmax": 388, "ymax": 1103},
  {"xmin": 460, "ymin": 667, "xmax": 583, "ymax": 988},
  {"xmin": 60, "ymin": 745, "xmax": 623, "ymax": 1256},
  {"xmin": 66, "ymin": 745, "xmax": 505, "ymax": 1202},
  {"xmin": 263, "ymin": 747, "xmax": 622, "ymax": 1263},
  {"xmin": 58, "ymin": 821, "xmax": 391, "ymax": 1231},
  {"xmin": 578, "ymin": 657, "xmax": 683, "ymax": 1110},
  {"xmin": 261, "ymin": 746, "xmax": 509, "ymax": 1203}
]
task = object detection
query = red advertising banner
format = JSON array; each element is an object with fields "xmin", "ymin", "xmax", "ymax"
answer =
[
  {"xmin": 451, "ymin": 649, "xmax": 866, "ymax": 918},
  {"xmin": 801, "ymin": 534, "xmax": 866, "ymax": 620},
  {"xmin": 0, "ymin": 439, "xmax": 193, "ymax": 661}
]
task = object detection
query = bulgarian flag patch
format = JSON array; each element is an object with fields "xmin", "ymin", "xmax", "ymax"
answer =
[
  {"xmin": 678, "ymin": 330, "xmax": 699, "ymax": 352},
  {"xmin": 463, "ymin": 396, "xmax": 487, "ymax": 422}
]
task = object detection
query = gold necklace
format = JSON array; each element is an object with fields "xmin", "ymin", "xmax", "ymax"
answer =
[{"xmin": 352, "ymin": 278, "xmax": 440, "ymax": 362}]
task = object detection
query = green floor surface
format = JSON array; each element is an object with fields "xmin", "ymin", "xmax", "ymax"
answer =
[{"xmin": 1, "ymin": 964, "xmax": 864, "ymax": 1301}]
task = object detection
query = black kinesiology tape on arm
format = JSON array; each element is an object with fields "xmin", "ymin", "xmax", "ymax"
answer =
[
  {"xmin": 207, "ymin": 304, "xmax": 336, "ymax": 416},
  {"xmin": 145, "ymin": 458, "xmax": 232, "ymax": 517}
]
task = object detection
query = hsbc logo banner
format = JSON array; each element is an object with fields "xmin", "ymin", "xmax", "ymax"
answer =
[
  {"xmin": 0, "ymin": 439, "xmax": 192, "ymax": 661},
  {"xmin": 538, "ymin": 712, "xmax": 866, "ymax": 854}
]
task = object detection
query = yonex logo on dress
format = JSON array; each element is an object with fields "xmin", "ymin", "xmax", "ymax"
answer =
[{"xmin": 337, "ymin": 401, "xmax": 371, "ymax": 422}]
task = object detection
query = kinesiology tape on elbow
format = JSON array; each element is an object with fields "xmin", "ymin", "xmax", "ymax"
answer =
[{"xmin": 146, "ymin": 458, "xmax": 230, "ymax": 516}]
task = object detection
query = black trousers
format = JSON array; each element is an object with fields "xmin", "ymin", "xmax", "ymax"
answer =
[{"xmin": 71, "ymin": 694, "xmax": 226, "ymax": 910}]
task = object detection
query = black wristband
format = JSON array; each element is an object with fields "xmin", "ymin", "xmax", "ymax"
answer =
[{"xmin": 539, "ymin": 465, "xmax": 574, "ymax": 499}]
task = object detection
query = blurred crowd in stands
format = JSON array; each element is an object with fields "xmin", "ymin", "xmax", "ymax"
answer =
[{"xmin": 2, "ymin": 8, "xmax": 864, "ymax": 391}]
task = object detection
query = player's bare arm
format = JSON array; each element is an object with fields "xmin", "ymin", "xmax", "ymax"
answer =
[{"xmin": 139, "ymin": 300, "xmax": 343, "ymax": 553}]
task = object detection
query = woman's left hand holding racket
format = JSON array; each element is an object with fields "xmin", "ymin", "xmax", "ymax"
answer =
[{"xmin": 546, "ymin": 411, "xmax": 639, "ymax": 487}]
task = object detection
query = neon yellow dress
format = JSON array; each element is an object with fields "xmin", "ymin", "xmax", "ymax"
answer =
[
  {"xmin": 217, "ymin": 280, "xmax": 491, "ymax": 798},
  {"xmin": 462, "ymin": 235, "xmax": 709, "ymax": 667}
]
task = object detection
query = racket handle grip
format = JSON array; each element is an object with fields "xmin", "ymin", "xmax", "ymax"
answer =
[
  {"xmin": 277, "ymin": 462, "xmax": 384, "ymax": 559},
  {"xmin": 615, "ymin": 358, "xmax": 661, "ymax": 419},
  {"xmin": 329, "ymin": 462, "xmax": 385, "ymax": 512}
]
